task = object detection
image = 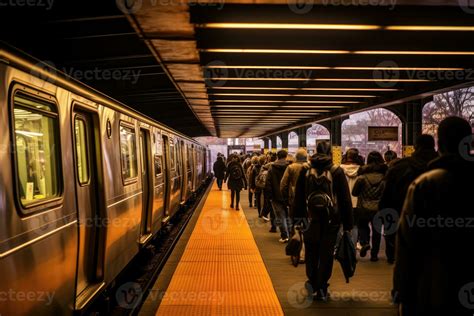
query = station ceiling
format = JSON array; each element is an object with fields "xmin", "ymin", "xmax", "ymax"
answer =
[{"xmin": 2, "ymin": 1, "xmax": 474, "ymax": 138}]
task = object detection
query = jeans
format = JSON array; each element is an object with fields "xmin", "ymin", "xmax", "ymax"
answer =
[
  {"xmin": 303, "ymin": 222, "xmax": 339, "ymax": 294},
  {"xmin": 271, "ymin": 201, "xmax": 289, "ymax": 239},
  {"xmin": 255, "ymin": 189, "xmax": 263, "ymax": 215},
  {"xmin": 216, "ymin": 178, "xmax": 223, "ymax": 189},
  {"xmin": 248, "ymin": 189, "xmax": 254, "ymax": 206},
  {"xmin": 230, "ymin": 189, "xmax": 240, "ymax": 208},
  {"xmin": 358, "ymin": 211, "xmax": 394, "ymax": 260}
]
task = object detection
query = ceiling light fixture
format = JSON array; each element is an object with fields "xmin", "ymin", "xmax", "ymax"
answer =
[{"xmin": 201, "ymin": 48, "xmax": 474, "ymax": 55}]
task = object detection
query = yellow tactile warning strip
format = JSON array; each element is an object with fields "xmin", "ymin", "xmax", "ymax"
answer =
[{"xmin": 156, "ymin": 183, "xmax": 284, "ymax": 316}]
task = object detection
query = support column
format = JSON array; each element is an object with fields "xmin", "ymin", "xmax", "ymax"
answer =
[
  {"xmin": 329, "ymin": 118, "xmax": 343, "ymax": 165},
  {"xmin": 280, "ymin": 131, "xmax": 289, "ymax": 152},
  {"xmin": 270, "ymin": 135, "xmax": 277, "ymax": 153},
  {"xmin": 297, "ymin": 126, "xmax": 308, "ymax": 149},
  {"xmin": 262, "ymin": 138, "xmax": 270, "ymax": 154}
]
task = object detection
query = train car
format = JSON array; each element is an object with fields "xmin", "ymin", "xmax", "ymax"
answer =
[{"xmin": 0, "ymin": 48, "xmax": 210, "ymax": 315}]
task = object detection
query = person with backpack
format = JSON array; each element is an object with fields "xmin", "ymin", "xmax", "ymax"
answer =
[
  {"xmin": 265, "ymin": 150, "xmax": 290, "ymax": 243},
  {"xmin": 213, "ymin": 155, "xmax": 226, "ymax": 190},
  {"xmin": 281, "ymin": 148, "xmax": 308, "ymax": 222},
  {"xmin": 293, "ymin": 141, "xmax": 353, "ymax": 301},
  {"xmin": 246, "ymin": 156, "xmax": 259, "ymax": 208},
  {"xmin": 250, "ymin": 155, "xmax": 266, "ymax": 215},
  {"xmin": 352, "ymin": 151, "xmax": 388, "ymax": 262},
  {"xmin": 224, "ymin": 154, "xmax": 247, "ymax": 210},
  {"xmin": 378, "ymin": 135, "xmax": 438, "ymax": 264}
]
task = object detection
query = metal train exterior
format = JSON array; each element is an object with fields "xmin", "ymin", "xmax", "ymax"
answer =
[{"xmin": 0, "ymin": 49, "xmax": 212, "ymax": 315}]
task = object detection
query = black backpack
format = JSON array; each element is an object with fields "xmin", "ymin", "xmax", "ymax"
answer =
[
  {"xmin": 305, "ymin": 165, "xmax": 338, "ymax": 224},
  {"xmin": 229, "ymin": 164, "xmax": 243, "ymax": 180}
]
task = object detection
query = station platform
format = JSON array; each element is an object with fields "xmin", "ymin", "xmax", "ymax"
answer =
[{"xmin": 140, "ymin": 182, "xmax": 397, "ymax": 316}]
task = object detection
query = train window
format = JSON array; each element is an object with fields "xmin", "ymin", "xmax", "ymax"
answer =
[
  {"xmin": 169, "ymin": 140, "xmax": 176, "ymax": 170},
  {"xmin": 120, "ymin": 124, "xmax": 138, "ymax": 181},
  {"xmin": 154, "ymin": 155, "xmax": 163, "ymax": 176},
  {"xmin": 187, "ymin": 147, "xmax": 192, "ymax": 172},
  {"xmin": 13, "ymin": 93, "xmax": 61, "ymax": 208},
  {"xmin": 74, "ymin": 117, "xmax": 90, "ymax": 185}
]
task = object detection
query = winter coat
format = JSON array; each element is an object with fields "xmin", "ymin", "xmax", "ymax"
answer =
[
  {"xmin": 264, "ymin": 159, "xmax": 289, "ymax": 203},
  {"xmin": 352, "ymin": 163, "xmax": 387, "ymax": 216},
  {"xmin": 393, "ymin": 154, "xmax": 474, "ymax": 314},
  {"xmin": 379, "ymin": 149, "xmax": 438, "ymax": 214},
  {"xmin": 224, "ymin": 161, "xmax": 247, "ymax": 191},
  {"xmin": 293, "ymin": 154, "xmax": 354, "ymax": 231},
  {"xmin": 280, "ymin": 161, "xmax": 308, "ymax": 214},
  {"xmin": 339, "ymin": 163, "xmax": 360, "ymax": 208},
  {"xmin": 213, "ymin": 157, "xmax": 226, "ymax": 180}
]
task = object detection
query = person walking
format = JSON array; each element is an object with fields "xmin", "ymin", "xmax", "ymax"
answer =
[
  {"xmin": 394, "ymin": 117, "xmax": 474, "ymax": 315},
  {"xmin": 281, "ymin": 148, "xmax": 308, "ymax": 223},
  {"xmin": 379, "ymin": 134, "xmax": 438, "ymax": 263},
  {"xmin": 250, "ymin": 155, "xmax": 266, "ymax": 214},
  {"xmin": 247, "ymin": 156, "xmax": 259, "ymax": 207},
  {"xmin": 265, "ymin": 150, "xmax": 290, "ymax": 243},
  {"xmin": 293, "ymin": 141, "xmax": 353, "ymax": 300},
  {"xmin": 261, "ymin": 153, "xmax": 278, "ymax": 231},
  {"xmin": 352, "ymin": 151, "xmax": 388, "ymax": 262},
  {"xmin": 224, "ymin": 155, "xmax": 247, "ymax": 210},
  {"xmin": 213, "ymin": 155, "xmax": 226, "ymax": 190}
]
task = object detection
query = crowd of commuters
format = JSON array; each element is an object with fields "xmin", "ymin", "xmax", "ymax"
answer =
[{"xmin": 213, "ymin": 116, "xmax": 474, "ymax": 313}]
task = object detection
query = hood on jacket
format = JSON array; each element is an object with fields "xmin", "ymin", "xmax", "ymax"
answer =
[
  {"xmin": 340, "ymin": 164, "xmax": 360, "ymax": 178},
  {"xmin": 310, "ymin": 154, "xmax": 333, "ymax": 171},
  {"xmin": 272, "ymin": 159, "xmax": 290, "ymax": 170}
]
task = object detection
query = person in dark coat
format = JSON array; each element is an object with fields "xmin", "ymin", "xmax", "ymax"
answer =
[
  {"xmin": 213, "ymin": 156, "xmax": 226, "ymax": 190},
  {"xmin": 224, "ymin": 155, "xmax": 247, "ymax": 210},
  {"xmin": 249, "ymin": 155, "xmax": 266, "ymax": 215},
  {"xmin": 265, "ymin": 150, "xmax": 290, "ymax": 242},
  {"xmin": 352, "ymin": 151, "xmax": 388, "ymax": 262},
  {"xmin": 393, "ymin": 116, "xmax": 474, "ymax": 315},
  {"xmin": 379, "ymin": 134, "xmax": 438, "ymax": 262},
  {"xmin": 293, "ymin": 141, "xmax": 353, "ymax": 301}
]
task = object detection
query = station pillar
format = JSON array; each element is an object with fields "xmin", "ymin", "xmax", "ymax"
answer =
[
  {"xmin": 388, "ymin": 97, "xmax": 429, "ymax": 157},
  {"xmin": 280, "ymin": 131, "xmax": 289, "ymax": 152},
  {"xmin": 297, "ymin": 126, "xmax": 308, "ymax": 149},
  {"xmin": 269, "ymin": 135, "xmax": 277, "ymax": 153},
  {"xmin": 262, "ymin": 138, "xmax": 270, "ymax": 154}
]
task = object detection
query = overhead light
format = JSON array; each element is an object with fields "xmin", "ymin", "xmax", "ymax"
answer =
[
  {"xmin": 201, "ymin": 48, "xmax": 474, "ymax": 56},
  {"xmin": 210, "ymin": 87, "xmax": 400, "ymax": 91},
  {"xmin": 212, "ymin": 109, "xmax": 330, "ymax": 112},
  {"xmin": 204, "ymin": 65, "xmax": 464, "ymax": 71},
  {"xmin": 196, "ymin": 23, "xmax": 382, "ymax": 30},
  {"xmin": 213, "ymin": 105, "xmax": 348, "ymax": 108},
  {"xmin": 197, "ymin": 23, "xmax": 474, "ymax": 32},
  {"xmin": 210, "ymin": 93, "xmax": 376, "ymax": 98},
  {"xmin": 211, "ymin": 100, "xmax": 358, "ymax": 103},
  {"xmin": 206, "ymin": 77, "xmax": 431, "ymax": 82}
]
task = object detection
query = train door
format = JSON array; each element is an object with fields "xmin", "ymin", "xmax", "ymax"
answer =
[
  {"xmin": 139, "ymin": 128, "xmax": 153, "ymax": 245},
  {"xmin": 72, "ymin": 109, "xmax": 105, "ymax": 309},
  {"xmin": 162, "ymin": 134, "xmax": 171, "ymax": 222}
]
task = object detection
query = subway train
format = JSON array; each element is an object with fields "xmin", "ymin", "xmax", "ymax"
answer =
[{"xmin": 0, "ymin": 48, "xmax": 212, "ymax": 315}]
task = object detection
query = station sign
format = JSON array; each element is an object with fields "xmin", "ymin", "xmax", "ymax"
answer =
[{"xmin": 368, "ymin": 126, "xmax": 399, "ymax": 141}]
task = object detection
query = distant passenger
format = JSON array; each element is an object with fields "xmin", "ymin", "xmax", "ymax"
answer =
[
  {"xmin": 250, "ymin": 155, "xmax": 267, "ymax": 215},
  {"xmin": 384, "ymin": 149, "xmax": 399, "ymax": 167},
  {"xmin": 213, "ymin": 155, "xmax": 226, "ymax": 190},
  {"xmin": 394, "ymin": 117, "xmax": 474, "ymax": 314},
  {"xmin": 281, "ymin": 148, "xmax": 308, "ymax": 222},
  {"xmin": 261, "ymin": 152, "xmax": 278, "ymax": 231},
  {"xmin": 265, "ymin": 150, "xmax": 290, "ymax": 243},
  {"xmin": 293, "ymin": 141, "xmax": 353, "ymax": 300},
  {"xmin": 379, "ymin": 134, "xmax": 438, "ymax": 262},
  {"xmin": 224, "ymin": 155, "xmax": 247, "ymax": 210},
  {"xmin": 339, "ymin": 148, "xmax": 362, "ymax": 246},
  {"xmin": 352, "ymin": 151, "xmax": 387, "ymax": 262},
  {"xmin": 247, "ymin": 156, "xmax": 259, "ymax": 208}
]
